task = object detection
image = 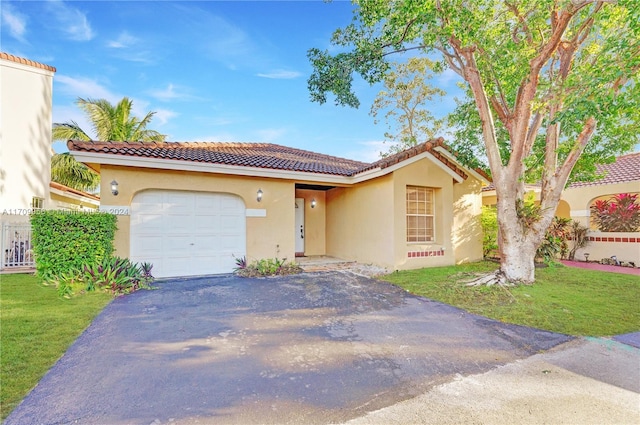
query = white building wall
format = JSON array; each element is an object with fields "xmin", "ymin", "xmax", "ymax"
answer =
[{"xmin": 0, "ymin": 55, "xmax": 55, "ymax": 218}]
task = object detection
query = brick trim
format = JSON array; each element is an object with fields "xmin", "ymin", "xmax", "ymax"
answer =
[
  {"xmin": 587, "ymin": 236, "xmax": 639, "ymax": 243},
  {"xmin": 408, "ymin": 249, "xmax": 445, "ymax": 258}
]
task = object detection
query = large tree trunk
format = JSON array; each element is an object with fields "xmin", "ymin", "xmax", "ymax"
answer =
[{"xmin": 498, "ymin": 225, "xmax": 538, "ymax": 284}]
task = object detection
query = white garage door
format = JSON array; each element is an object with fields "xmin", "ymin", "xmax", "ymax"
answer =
[{"xmin": 130, "ymin": 190, "xmax": 246, "ymax": 278}]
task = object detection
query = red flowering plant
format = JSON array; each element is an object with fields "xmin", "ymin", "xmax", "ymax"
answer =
[{"xmin": 590, "ymin": 193, "xmax": 640, "ymax": 232}]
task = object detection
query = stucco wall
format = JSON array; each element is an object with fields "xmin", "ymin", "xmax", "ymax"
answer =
[
  {"xmin": 452, "ymin": 176, "xmax": 484, "ymax": 264},
  {"xmin": 392, "ymin": 157, "xmax": 457, "ymax": 270},
  {"xmin": 100, "ymin": 165, "xmax": 296, "ymax": 261},
  {"xmin": 560, "ymin": 183, "xmax": 640, "ymax": 228},
  {"xmin": 325, "ymin": 175, "xmax": 395, "ymax": 268},
  {"xmin": 324, "ymin": 156, "xmax": 482, "ymax": 271},
  {"xmin": 574, "ymin": 231, "xmax": 640, "ymax": 266},
  {"xmin": 0, "ymin": 58, "xmax": 53, "ymax": 212}
]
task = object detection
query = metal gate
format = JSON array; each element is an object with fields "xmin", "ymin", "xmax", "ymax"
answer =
[{"xmin": 1, "ymin": 224, "xmax": 35, "ymax": 269}]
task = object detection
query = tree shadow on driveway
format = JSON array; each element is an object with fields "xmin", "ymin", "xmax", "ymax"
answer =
[{"xmin": 5, "ymin": 272, "xmax": 572, "ymax": 425}]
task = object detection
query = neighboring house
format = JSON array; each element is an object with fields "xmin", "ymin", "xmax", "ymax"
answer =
[
  {"xmin": 49, "ymin": 181, "xmax": 100, "ymax": 211},
  {"xmin": 0, "ymin": 52, "xmax": 56, "ymax": 221},
  {"xmin": 482, "ymin": 152, "xmax": 640, "ymax": 264},
  {"xmin": 68, "ymin": 138, "xmax": 488, "ymax": 278},
  {"xmin": 0, "ymin": 53, "xmax": 100, "ymax": 270}
]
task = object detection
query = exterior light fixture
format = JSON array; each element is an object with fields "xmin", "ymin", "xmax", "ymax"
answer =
[
  {"xmin": 110, "ymin": 180, "xmax": 119, "ymax": 196},
  {"xmin": 311, "ymin": 199, "xmax": 317, "ymax": 208},
  {"xmin": 257, "ymin": 189, "xmax": 263, "ymax": 202},
  {"xmin": 584, "ymin": 253, "xmax": 590, "ymax": 262}
]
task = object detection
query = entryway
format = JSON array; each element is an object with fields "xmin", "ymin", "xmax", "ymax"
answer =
[{"xmin": 295, "ymin": 197, "xmax": 304, "ymax": 256}]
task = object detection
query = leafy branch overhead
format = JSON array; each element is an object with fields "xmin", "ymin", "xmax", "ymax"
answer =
[{"xmin": 308, "ymin": 0, "xmax": 639, "ymax": 285}]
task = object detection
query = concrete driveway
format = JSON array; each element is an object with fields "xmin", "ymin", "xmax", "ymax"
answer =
[{"xmin": 4, "ymin": 271, "xmax": 591, "ymax": 424}]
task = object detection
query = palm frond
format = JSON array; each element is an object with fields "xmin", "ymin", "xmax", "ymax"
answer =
[
  {"xmin": 51, "ymin": 153, "xmax": 100, "ymax": 192},
  {"xmin": 52, "ymin": 121, "xmax": 91, "ymax": 142}
]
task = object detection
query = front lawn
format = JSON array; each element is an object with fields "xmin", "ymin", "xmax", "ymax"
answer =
[
  {"xmin": 0, "ymin": 273, "xmax": 112, "ymax": 421},
  {"xmin": 382, "ymin": 261, "xmax": 640, "ymax": 337}
]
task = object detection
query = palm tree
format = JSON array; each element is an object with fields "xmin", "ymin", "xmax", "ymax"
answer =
[
  {"xmin": 51, "ymin": 152, "xmax": 101, "ymax": 192},
  {"xmin": 52, "ymin": 97, "xmax": 167, "ymax": 191}
]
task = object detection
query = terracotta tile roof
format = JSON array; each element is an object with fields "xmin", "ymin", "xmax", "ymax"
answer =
[
  {"xmin": 68, "ymin": 141, "xmax": 368, "ymax": 176},
  {"xmin": 362, "ymin": 138, "xmax": 468, "ymax": 179},
  {"xmin": 481, "ymin": 152, "xmax": 640, "ymax": 192},
  {"xmin": 0, "ymin": 52, "xmax": 56, "ymax": 72},
  {"xmin": 67, "ymin": 139, "xmax": 471, "ymax": 179},
  {"xmin": 569, "ymin": 152, "xmax": 640, "ymax": 188},
  {"xmin": 50, "ymin": 181, "xmax": 100, "ymax": 201}
]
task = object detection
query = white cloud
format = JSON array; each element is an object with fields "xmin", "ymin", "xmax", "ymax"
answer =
[
  {"xmin": 152, "ymin": 109, "xmax": 178, "ymax": 126},
  {"xmin": 107, "ymin": 31, "xmax": 138, "ymax": 49},
  {"xmin": 55, "ymin": 75, "xmax": 119, "ymax": 102},
  {"xmin": 46, "ymin": 0, "xmax": 94, "ymax": 41},
  {"xmin": 105, "ymin": 31, "xmax": 154, "ymax": 63},
  {"xmin": 1, "ymin": 3, "xmax": 27, "ymax": 42},
  {"xmin": 148, "ymin": 84, "xmax": 196, "ymax": 102},
  {"xmin": 256, "ymin": 70, "xmax": 302, "ymax": 79}
]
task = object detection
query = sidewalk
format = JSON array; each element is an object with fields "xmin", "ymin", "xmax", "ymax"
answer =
[{"xmin": 341, "ymin": 337, "xmax": 640, "ymax": 425}]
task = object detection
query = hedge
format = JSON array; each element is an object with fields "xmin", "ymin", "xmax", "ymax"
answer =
[{"xmin": 30, "ymin": 211, "xmax": 117, "ymax": 281}]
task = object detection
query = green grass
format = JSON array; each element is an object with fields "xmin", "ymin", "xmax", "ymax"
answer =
[
  {"xmin": 0, "ymin": 273, "xmax": 112, "ymax": 421},
  {"xmin": 382, "ymin": 261, "xmax": 640, "ymax": 337}
]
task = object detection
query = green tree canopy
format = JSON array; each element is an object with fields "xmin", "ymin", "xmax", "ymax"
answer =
[
  {"xmin": 370, "ymin": 57, "xmax": 445, "ymax": 157},
  {"xmin": 308, "ymin": 0, "xmax": 639, "ymax": 284}
]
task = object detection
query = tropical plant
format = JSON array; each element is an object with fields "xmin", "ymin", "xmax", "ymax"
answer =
[
  {"xmin": 536, "ymin": 217, "xmax": 571, "ymax": 263},
  {"xmin": 590, "ymin": 193, "xmax": 640, "ymax": 232},
  {"xmin": 568, "ymin": 220, "xmax": 590, "ymax": 261},
  {"xmin": 307, "ymin": 1, "xmax": 639, "ymax": 285},
  {"xmin": 51, "ymin": 97, "xmax": 167, "ymax": 191},
  {"xmin": 50, "ymin": 152, "xmax": 100, "ymax": 192},
  {"xmin": 234, "ymin": 257, "xmax": 302, "ymax": 277},
  {"xmin": 233, "ymin": 255, "xmax": 248, "ymax": 272},
  {"xmin": 80, "ymin": 256, "xmax": 153, "ymax": 295}
]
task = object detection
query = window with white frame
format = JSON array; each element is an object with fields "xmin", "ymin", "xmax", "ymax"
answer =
[
  {"xmin": 406, "ymin": 186, "xmax": 434, "ymax": 242},
  {"xmin": 31, "ymin": 197, "xmax": 44, "ymax": 210}
]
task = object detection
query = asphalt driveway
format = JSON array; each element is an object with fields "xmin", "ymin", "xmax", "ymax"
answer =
[{"xmin": 5, "ymin": 271, "xmax": 572, "ymax": 425}]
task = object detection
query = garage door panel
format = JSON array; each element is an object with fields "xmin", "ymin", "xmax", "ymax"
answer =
[
  {"xmin": 218, "ymin": 234, "xmax": 244, "ymax": 250},
  {"xmin": 194, "ymin": 215, "xmax": 220, "ymax": 231},
  {"xmin": 220, "ymin": 214, "xmax": 243, "ymax": 231},
  {"xmin": 164, "ymin": 214, "xmax": 193, "ymax": 234},
  {"xmin": 131, "ymin": 190, "xmax": 246, "ymax": 278},
  {"xmin": 195, "ymin": 194, "xmax": 218, "ymax": 209},
  {"xmin": 132, "ymin": 235, "xmax": 163, "ymax": 252}
]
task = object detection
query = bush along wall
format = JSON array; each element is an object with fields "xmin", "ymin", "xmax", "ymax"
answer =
[{"xmin": 30, "ymin": 211, "xmax": 117, "ymax": 281}]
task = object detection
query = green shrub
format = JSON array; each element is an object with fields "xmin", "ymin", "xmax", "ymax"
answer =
[
  {"xmin": 235, "ymin": 257, "xmax": 302, "ymax": 277},
  {"xmin": 481, "ymin": 206, "xmax": 498, "ymax": 259},
  {"xmin": 31, "ymin": 211, "xmax": 117, "ymax": 281},
  {"xmin": 537, "ymin": 217, "xmax": 571, "ymax": 263}
]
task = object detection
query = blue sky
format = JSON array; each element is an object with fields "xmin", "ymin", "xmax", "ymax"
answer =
[{"xmin": 1, "ymin": 0, "xmax": 464, "ymax": 162}]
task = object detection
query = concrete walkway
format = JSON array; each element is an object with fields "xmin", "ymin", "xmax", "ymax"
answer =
[
  {"xmin": 341, "ymin": 336, "xmax": 640, "ymax": 425},
  {"xmin": 561, "ymin": 260, "xmax": 640, "ymax": 276}
]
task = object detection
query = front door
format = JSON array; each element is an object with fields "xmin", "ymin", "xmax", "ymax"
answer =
[{"xmin": 295, "ymin": 198, "xmax": 304, "ymax": 255}]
